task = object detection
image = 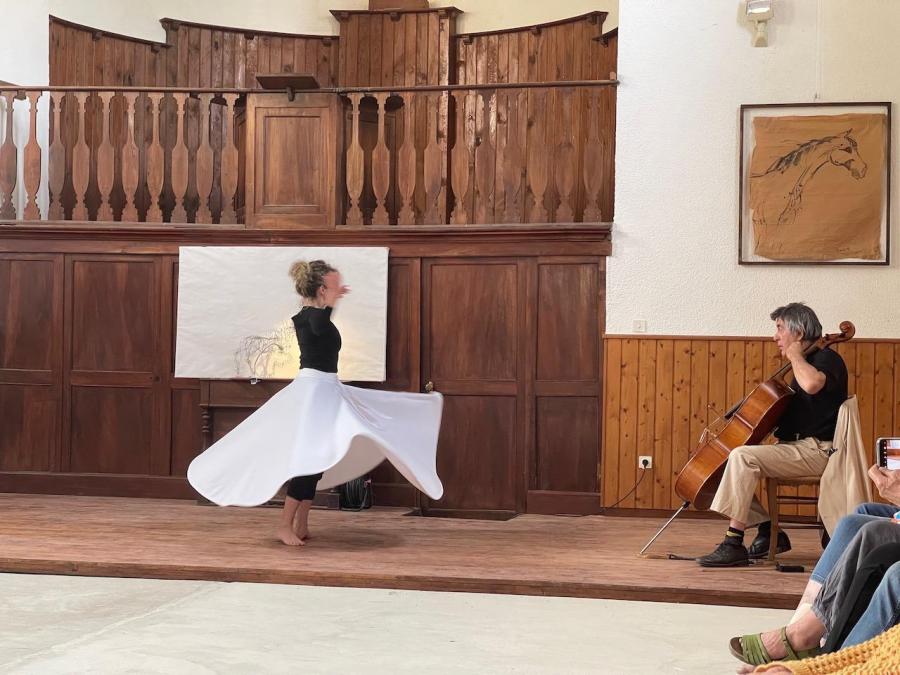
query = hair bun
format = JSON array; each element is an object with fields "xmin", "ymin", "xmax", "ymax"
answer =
[{"xmin": 289, "ymin": 260, "xmax": 310, "ymax": 285}]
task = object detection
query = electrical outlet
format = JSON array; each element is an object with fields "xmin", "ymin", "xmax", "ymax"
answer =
[
  {"xmin": 638, "ymin": 455, "xmax": 653, "ymax": 469},
  {"xmin": 633, "ymin": 320, "xmax": 647, "ymax": 333}
]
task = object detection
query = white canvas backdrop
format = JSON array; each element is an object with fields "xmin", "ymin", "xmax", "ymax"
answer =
[{"xmin": 175, "ymin": 246, "xmax": 389, "ymax": 381}]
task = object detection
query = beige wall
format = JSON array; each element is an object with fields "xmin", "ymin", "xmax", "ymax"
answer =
[
  {"xmin": 49, "ymin": 0, "xmax": 616, "ymax": 42},
  {"xmin": 611, "ymin": 0, "xmax": 900, "ymax": 338}
]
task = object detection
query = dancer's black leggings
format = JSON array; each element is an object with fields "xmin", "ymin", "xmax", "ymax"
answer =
[{"xmin": 286, "ymin": 473, "xmax": 323, "ymax": 501}]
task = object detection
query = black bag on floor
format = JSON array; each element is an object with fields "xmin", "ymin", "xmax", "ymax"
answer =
[{"xmin": 339, "ymin": 476, "xmax": 373, "ymax": 510}]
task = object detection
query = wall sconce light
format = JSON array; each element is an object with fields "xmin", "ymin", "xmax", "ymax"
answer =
[{"xmin": 746, "ymin": 0, "xmax": 774, "ymax": 47}]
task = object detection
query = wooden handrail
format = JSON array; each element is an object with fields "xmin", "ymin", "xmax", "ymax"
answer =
[{"xmin": 3, "ymin": 80, "xmax": 617, "ymax": 94}]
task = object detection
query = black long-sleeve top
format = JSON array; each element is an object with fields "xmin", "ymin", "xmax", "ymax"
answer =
[{"xmin": 292, "ymin": 306, "xmax": 341, "ymax": 373}]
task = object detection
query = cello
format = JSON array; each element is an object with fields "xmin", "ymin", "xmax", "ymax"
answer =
[{"xmin": 640, "ymin": 321, "xmax": 855, "ymax": 555}]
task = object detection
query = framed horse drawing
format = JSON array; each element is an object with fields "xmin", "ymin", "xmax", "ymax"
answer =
[{"xmin": 739, "ymin": 102, "xmax": 891, "ymax": 265}]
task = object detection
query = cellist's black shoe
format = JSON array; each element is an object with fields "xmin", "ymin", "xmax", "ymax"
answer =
[
  {"xmin": 697, "ymin": 539, "xmax": 750, "ymax": 567},
  {"xmin": 748, "ymin": 530, "xmax": 792, "ymax": 559}
]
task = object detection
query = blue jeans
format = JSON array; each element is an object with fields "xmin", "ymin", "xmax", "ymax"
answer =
[
  {"xmin": 842, "ymin": 560, "xmax": 900, "ymax": 648},
  {"xmin": 810, "ymin": 503, "xmax": 897, "ymax": 584}
]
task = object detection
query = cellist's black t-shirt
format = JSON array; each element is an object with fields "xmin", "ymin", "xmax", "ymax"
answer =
[{"xmin": 775, "ymin": 347, "xmax": 848, "ymax": 442}]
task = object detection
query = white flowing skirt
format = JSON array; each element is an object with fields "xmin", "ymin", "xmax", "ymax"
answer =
[{"xmin": 187, "ymin": 369, "xmax": 444, "ymax": 506}]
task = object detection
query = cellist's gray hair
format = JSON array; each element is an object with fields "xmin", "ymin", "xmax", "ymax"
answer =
[{"xmin": 770, "ymin": 302, "xmax": 822, "ymax": 342}]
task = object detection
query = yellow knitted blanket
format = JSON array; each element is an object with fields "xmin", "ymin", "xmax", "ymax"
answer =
[{"xmin": 755, "ymin": 623, "xmax": 900, "ymax": 674}]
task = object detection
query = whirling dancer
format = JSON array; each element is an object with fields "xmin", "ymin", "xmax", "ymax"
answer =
[{"xmin": 188, "ymin": 259, "xmax": 444, "ymax": 546}]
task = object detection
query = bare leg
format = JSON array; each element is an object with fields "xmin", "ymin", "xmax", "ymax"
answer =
[
  {"xmin": 292, "ymin": 500, "xmax": 313, "ymax": 541},
  {"xmin": 276, "ymin": 495, "xmax": 305, "ymax": 546},
  {"xmin": 790, "ymin": 580, "xmax": 823, "ymax": 625}
]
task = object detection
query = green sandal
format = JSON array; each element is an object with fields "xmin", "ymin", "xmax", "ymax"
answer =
[{"xmin": 729, "ymin": 626, "xmax": 822, "ymax": 666}]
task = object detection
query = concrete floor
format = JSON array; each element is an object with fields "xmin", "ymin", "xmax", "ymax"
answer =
[{"xmin": 0, "ymin": 573, "xmax": 791, "ymax": 674}]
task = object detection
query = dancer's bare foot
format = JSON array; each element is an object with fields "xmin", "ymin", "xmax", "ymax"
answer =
[
  {"xmin": 293, "ymin": 523, "xmax": 311, "ymax": 541},
  {"xmin": 277, "ymin": 525, "xmax": 305, "ymax": 546}
]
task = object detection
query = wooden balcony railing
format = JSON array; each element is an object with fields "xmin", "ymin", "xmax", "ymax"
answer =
[{"xmin": 0, "ymin": 79, "xmax": 615, "ymax": 226}]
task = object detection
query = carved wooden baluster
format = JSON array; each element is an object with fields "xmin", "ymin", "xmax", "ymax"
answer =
[
  {"xmin": 370, "ymin": 93, "xmax": 390, "ymax": 226},
  {"xmin": 474, "ymin": 89, "xmax": 496, "ymax": 224},
  {"xmin": 95, "ymin": 92, "xmax": 115, "ymax": 221},
  {"xmin": 48, "ymin": 92, "xmax": 65, "ymax": 220},
  {"xmin": 195, "ymin": 93, "xmax": 214, "ymax": 223},
  {"xmin": 120, "ymin": 93, "xmax": 140, "ymax": 222},
  {"xmin": 527, "ymin": 89, "xmax": 549, "ymax": 223},
  {"xmin": 70, "ymin": 93, "xmax": 90, "ymax": 221},
  {"xmin": 555, "ymin": 87, "xmax": 576, "ymax": 223},
  {"xmin": 0, "ymin": 92, "xmax": 19, "ymax": 219},
  {"xmin": 503, "ymin": 90, "xmax": 524, "ymax": 223},
  {"xmin": 23, "ymin": 92, "xmax": 43, "ymax": 220},
  {"xmin": 423, "ymin": 92, "xmax": 445, "ymax": 224},
  {"xmin": 170, "ymin": 93, "xmax": 189, "ymax": 223},
  {"xmin": 344, "ymin": 93, "xmax": 364, "ymax": 226},
  {"xmin": 145, "ymin": 93, "xmax": 165, "ymax": 222},
  {"xmin": 396, "ymin": 95, "xmax": 418, "ymax": 226},
  {"xmin": 449, "ymin": 89, "xmax": 471, "ymax": 224},
  {"xmin": 582, "ymin": 89, "xmax": 603, "ymax": 222},
  {"xmin": 219, "ymin": 93, "xmax": 239, "ymax": 224}
]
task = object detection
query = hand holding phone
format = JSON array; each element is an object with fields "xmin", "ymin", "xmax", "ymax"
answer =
[{"xmin": 876, "ymin": 437, "xmax": 900, "ymax": 470}]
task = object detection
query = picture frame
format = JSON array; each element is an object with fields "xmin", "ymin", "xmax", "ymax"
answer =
[{"xmin": 739, "ymin": 102, "xmax": 891, "ymax": 265}]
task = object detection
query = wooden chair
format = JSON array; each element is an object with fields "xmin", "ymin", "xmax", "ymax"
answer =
[{"xmin": 765, "ymin": 476, "xmax": 823, "ymax": 561}]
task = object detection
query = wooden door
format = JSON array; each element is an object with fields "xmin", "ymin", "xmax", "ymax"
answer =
[
  {"xmin": 0, "ymin": 254, "xmax": 63, "ymax": 473},
  {"xmin": 421, "ymin": 258, "xmax": 527, "ymax": 514},
  {"xmin": 63, "ymin": 255, "xmax": 168, "ymax": 476}
]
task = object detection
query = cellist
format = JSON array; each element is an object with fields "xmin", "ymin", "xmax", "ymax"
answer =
[{"xmin": 697, "ymin": 303, "xmax": 848, "ymax": 568}]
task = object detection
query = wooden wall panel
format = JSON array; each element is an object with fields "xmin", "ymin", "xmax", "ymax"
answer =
[
  {"xmin": 428, "ymin": 262, "xmax": 518, "ymax": 382},
  {"xmin": 535, "ymin": 396, "xmax": 599, "ymax": 493},
  {"xmin": 434, "ymin": 394, "xmax": 518, "ymax": 511},
  {"xmin": 333, "ymin": 9, "xmax": 455, "ymax": 88},
  {"xmin": 0, "ymin": 386, "xmax": 56, "ymax": 472},
  {"xmin": 50, "ymin": 16, "xmax": 338, "ymax": 89},
  {"xmin": 50, "ymin": 17, "xmax": 169, "ymax": 87},
  {"xmin": 69, "ymin": 386, "xmax": 153, "ymax": 473},
  {"xmin": 0, "ymin": 228, "xmax": 609, "ymax": 510},
  {"xmin": 536, "ymin": 262, "xmax": 600, "ymax": 381},
  {"xmin": 161, "ymin": 19, "xmax": 338, "ymax": 89},
  {"xmin": 455, "ymin": 14, "xmax": 613, "ymax": 85},
  {"xmin": 603, "ymin": 336, "xmax": 900, "ymax": 514},
  {"xmin": 70, "ymin": 259, "xmax": 158, "ymax": 372},
  {"xmin": 0, "ymin": 255, "xmax": 63, "ymax": 474}
]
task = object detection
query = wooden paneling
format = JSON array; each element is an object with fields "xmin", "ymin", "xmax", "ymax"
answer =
[
  {"xmin": 0, "ymin": 226, "xmax": 609, "ymax": 510},
  {"xmin": 0, "ymin": 258, "xmax": 56, "ymax": 370},
  {"xmin": 69, "ymin": 386, "xmax": 154, "ymax": 473},
  {"xmin": 455, "ymin": 14, "xmax": 613, "ymax": 85},
  {"xmin": 535, "ymin": 396, "xmax": 599, "ymax": 493},
  {"xmin": 423, "ymin": 259, "xmax": 523, "ymax": 513},
  {"xmin": 243, "ymin": 92, "xmax": 342, "ymax": 228},
  {"xmin": 536, "ymin": 262, "xmax": 600, "ymax": 381},
  {"xmin": 428, "ymin": 261, "xmax": 518, "ymax": 382},
  {"xmin": 0, "ymin": 386, "xmax": 56, "ymax": 472},
  {"xmin": 50, "ymin": 17, "xmax": 169, "ymax": 87},
  {"xmin": 65, "ymin": 256, "xmax": 165, "ymax": 477},
  {"xmin": 160, "ymin": 19, "xmax": 338, "ymax": 89},
  {"xmin": 433, "ymin": 395, "xmax": 518, "ymax": 511},
  {"xmin": 334, "ymin": 9, "xmax": 456, "ymax": 88},
  {"xmin": 69, "ymin": 259, "xmax": 158, "ymax": 372},
  {"xmin": 0, "ymin": 255, "xmax": 63, "ymax": 474},
  {"xmin": 603, "ymin": 336, "xmax": 900, "ymax": 514}
]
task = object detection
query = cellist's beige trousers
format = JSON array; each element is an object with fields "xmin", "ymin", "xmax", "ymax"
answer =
[{"xmin": 709, "ymin": 437, "xmax": 832, "ymax": 526}]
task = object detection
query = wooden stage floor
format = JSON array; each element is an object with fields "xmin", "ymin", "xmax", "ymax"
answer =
[{"xmin": 0, "ymin": 494, "xmax": 822, "ymax": 609}]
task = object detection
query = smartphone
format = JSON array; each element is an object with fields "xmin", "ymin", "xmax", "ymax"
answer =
[{"xmin": 876, "ymin": 437, "xmax": 900, "ymax": 470}]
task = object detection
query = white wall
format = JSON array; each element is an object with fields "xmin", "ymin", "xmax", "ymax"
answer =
[
  {"xmin": 49, "ymin": 0, "xmax": 616, "ymax": 43},
  {"xmin": 610, "ymin": 0, "xmax": 899, "ymax": 338},
  {"xmin": 0, "ymin": 0, "xmax": 49, "ymax": 84}
]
